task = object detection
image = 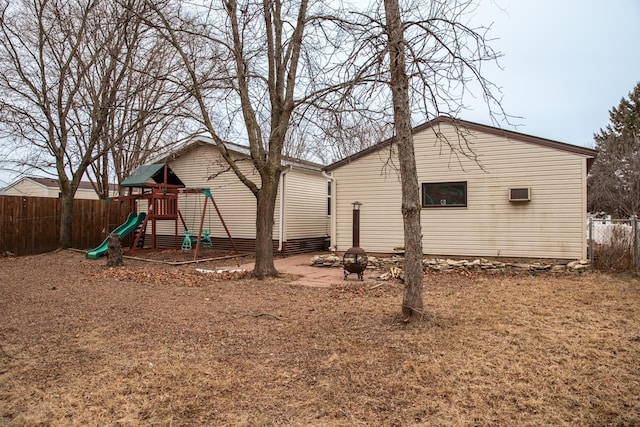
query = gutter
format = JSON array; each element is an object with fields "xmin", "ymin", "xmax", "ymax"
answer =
[
  {"xmin": 278, "ymin": 166, "xmax": 293, "ymax": 252},
  {"xmin": 322, "ymin": 170, "xmax": 336, "ymax": 252}
]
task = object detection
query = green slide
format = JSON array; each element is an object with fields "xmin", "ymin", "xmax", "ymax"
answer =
[{"xmin": 86, "ymin": 212, "xmax": 146, "ymax": 259}]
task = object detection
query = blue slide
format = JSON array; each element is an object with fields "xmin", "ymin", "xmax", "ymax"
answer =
[{"xmin": 86, "ymin": 212, "xmax": 146, "ymax": 259}]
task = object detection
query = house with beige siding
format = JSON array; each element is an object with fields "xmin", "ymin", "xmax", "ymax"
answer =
[
  {"xmin": 1, "ymin": 177, "xmax": 116, "ymax": 199},
  {"xmin": 149, "ymin": 137, "xmax": 330, "ymax": 254},
  {"xmin": 324, "ymin": 117, "xmax": 597, "ymax": 260}
]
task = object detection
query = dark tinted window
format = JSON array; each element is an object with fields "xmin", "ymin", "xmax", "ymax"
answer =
[{"xmin": 422, "ymin": 182, "xmax": 467, "ymax": 208}]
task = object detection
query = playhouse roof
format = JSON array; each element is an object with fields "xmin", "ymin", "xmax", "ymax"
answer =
[{"xmin": 121, "ymin": 164, "xmax": 184, "ymax": 188}]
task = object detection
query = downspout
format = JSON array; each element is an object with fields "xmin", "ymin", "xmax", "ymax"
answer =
[
  {"xmin": 322, "ymin": 170, "xmax": 335, "ymax": 252},
  {"xmin": 278, "ymin": 166, "xmax": 293, "ymax": 252}
]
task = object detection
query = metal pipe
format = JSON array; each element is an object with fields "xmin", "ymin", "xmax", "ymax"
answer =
[
  {"xmin": 352, "ymin": 208, "xmax": 360, "ymax": 247},
  {"xmin": 322, "ymin": 170, "xmax": 335, "ymax": 251},
  {"xmin": 278, "ymin": 166, "xmax": 292, "ymax": 252}
]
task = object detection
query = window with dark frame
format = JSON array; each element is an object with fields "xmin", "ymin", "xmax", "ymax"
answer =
[{"xmin": 422, "ymin": 181, "xmax": 467, "ymax": 208}]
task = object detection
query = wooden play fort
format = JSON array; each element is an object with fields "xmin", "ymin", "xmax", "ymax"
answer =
[{"xmin": 94, "ymin": 164, "xmax": 237, "ymax": 260}]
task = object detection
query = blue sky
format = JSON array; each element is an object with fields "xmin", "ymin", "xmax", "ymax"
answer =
[{"xmin": 463, "ymin": 0, "xmax": 640, "ymax": 148}]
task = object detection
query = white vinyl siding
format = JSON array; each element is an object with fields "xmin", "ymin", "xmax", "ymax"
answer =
[
  {"xmin": 332, "ymin": 123, "xmax": 591, "ymax": 259},
  {"xmin": 334, "ymin": 153, "xmax": 404, "ymax": 251},
  {"xmin": 165, "ymin": 144, "xmax": 277, "ymax": 240},
  {"xmin": 284, "ymin": 169, "xmax": 330, "ymax": 240},
  {"xmin": 141, "ymin": 142, "xmax": 327, "ymax": 246}
]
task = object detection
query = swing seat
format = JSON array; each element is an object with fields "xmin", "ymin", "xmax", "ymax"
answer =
[
  {"xmin": 181, "ymin": 231, "xmax": 193, "ymax": 250},
  {"xmin": 201, "ymin": 229, "xmax": 212, "ymax": 249}
]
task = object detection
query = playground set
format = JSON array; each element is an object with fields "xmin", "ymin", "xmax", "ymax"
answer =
[{"xmin": 86, "ymin": 164, "xmax": 238, "ymax": 261}]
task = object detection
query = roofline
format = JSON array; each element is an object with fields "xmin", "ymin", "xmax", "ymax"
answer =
[
  {"xmin": 325, "ymin": 116, "xmax": 597, "ymax": 172},
  {"xmin": 26, "ymin": 177, "xmax": 49, "ymax": 189},
  {"xmin": 4, "ymin": 176, "xmax": 117, "ymax": 192},
  {"xmin": 0, "ymin": 176, "xmax": 46, "ymax": 192},
  {"xmin": 163, "ymin": 136, "xmax": 324, "ymax": 171}
]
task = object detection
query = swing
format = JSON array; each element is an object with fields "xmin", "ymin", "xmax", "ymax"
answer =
[
  {"xmin": 196, "ymin": 191, "xmax": 214, "ymax": 250},
  {"xmin": 181, "ymin": 192, "xmax": 200, "ymax": 251},
  {"xmin": 201, "ymin": 229, "xmax": 212, "ymax": 249},
  {"xmin": 181, "ymin": 191, "xmax": 214, "ymax": 251},
  {"xmin": 181, "ymin": 230, "xmax": 193, "ymax": 250},
  {"xmin": 200, "ymin": 189, "xmax": 214, "ymax": 249}
]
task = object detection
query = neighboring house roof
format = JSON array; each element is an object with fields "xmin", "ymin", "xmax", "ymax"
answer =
[
  {"xmin": 2, "ymin": 176, "xmax": 117, "ymax": 193},
  {"xmin": 161, "ymin": 136, "xmax": 325, "ymax": 171},
  {"xmin": 120, "ymin": 164, "xmax": 185, "ymax": 188},
  {"xmin": 325, "ymin": 116, "xmax": 598, "ymax": 172},
  {"xmin": 32, "ymin": 177, "xmax": 100, "ymax": 191}
]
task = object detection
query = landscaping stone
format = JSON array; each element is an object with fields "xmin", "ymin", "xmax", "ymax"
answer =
[{"xmin": 309, "ymin": 253, "xmax": 590, "ymax": 276}]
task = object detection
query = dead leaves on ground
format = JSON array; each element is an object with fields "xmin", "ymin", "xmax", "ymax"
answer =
[{"xmin": 89, "ymin": 266, "xmax": 250, "ymax": 287}]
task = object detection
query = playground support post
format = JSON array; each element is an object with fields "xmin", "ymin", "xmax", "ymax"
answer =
[{"xmin": 207, "ymin": 192, "xmax": 238, "ymax": 254}]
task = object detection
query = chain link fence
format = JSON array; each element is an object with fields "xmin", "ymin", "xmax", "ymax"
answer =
[{"xmin": 588, "ymin": 218, "xmax": 640, "ymax": 272}]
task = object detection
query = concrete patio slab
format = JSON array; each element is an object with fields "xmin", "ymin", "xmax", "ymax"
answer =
[{"xmin": 230, "ymin": 253, "xmax": 372, "ymax": 287}]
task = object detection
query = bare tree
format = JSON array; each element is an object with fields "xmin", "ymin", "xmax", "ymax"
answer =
[
  {"xmin": 293, "ymin": 113, "xmax": 394, "ymax": 164},
  {"xmin": 140, "ymin": 0, "xmax": 503, "ymax": 285},
  {"xmin": 334, "ymin": 0, "xmax": 505, "ymax": 319},
  {"xmin": 0, "ymin": 0, "xmax": 185, "ymax": 246},
  {"xmin": 383, "ymin": 0, "xmax": 423, "ymax": 320},
  {"xmin": 87, "ymin": 21, "xmax": 195, "ymax": 198},
  {"xmin": 144, "ymin": 0, "xmax": 357, "ymax": 278}
]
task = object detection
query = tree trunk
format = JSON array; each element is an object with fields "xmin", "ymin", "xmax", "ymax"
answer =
[
  {"xmin": 384, "ymin": 0, "xmax": 424, "ymax": 319},
  {"xmin": 107, "ymin": 234, "xmax": 124, "ymax": 266},
  {"xmin": 59, "ymin": 193, "xmax": 74, "ymax": 249},
  {"xmin": 253, "ymin": 179, "xmax": 280, "ymax": 279}
]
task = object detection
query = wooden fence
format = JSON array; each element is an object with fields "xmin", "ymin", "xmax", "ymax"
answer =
[{"xmin": 0, "ymin": 195, "xmax": 129, "ymax": 256}]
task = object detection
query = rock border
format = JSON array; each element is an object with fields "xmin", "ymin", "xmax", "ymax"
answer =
[{"xmin": 309, "ymin": 254, "xmax": 590, "ymax": 275}]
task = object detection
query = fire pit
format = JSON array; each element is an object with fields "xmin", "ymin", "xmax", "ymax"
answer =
[
  {"xmin": 343, "ymin": 201, "xmax": 367, "ymax": 280},
  {"xmin": 343, "ymin": 246, "xmax": 368, "ymax": 280}
]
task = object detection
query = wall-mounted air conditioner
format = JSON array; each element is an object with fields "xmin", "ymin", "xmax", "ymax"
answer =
[{"xmin": 509, "ymin": 187, "xmax": 531, "ymax": 202}]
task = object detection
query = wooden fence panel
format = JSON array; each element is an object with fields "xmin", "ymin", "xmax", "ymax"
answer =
[
  {"xmin": 73, "ymin": 199, "xmax": 101, "ymax": 249},
  {"xmin": 0, "ymin": 196, "xmax": 21, "ymax": 254},
  {"xmin": 0, "ymin": 195, "xmax": 129, "ymax": 256}
]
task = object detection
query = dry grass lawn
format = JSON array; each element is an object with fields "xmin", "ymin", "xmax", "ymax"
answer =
[{"xmin": 1, "ymin": 250, "xmax": 639, "ymax": 426}]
